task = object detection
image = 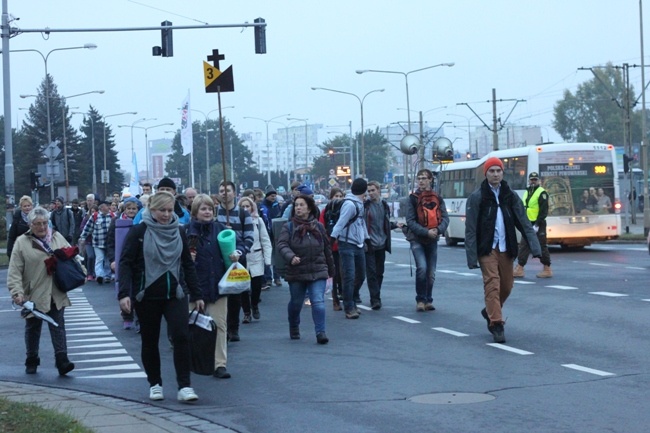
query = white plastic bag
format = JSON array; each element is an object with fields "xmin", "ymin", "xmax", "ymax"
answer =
[
  {"xmin": 188, "ymin": 309, "xmax": 216, "ymax": 331},
  {"xmin": 325, "ymin": 277, "xmax": 333, "ymax": 295},
  {"xmin": 218, "ymin": 262, "xmax": 252, "ymax": 295}
]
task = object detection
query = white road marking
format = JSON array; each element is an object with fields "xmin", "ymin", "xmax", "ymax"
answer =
[
  {"xmin": 561, "ymin": 364, "xmax": 615, "ymax": 377},
  {"xmin": 457, "ymin": 272, "xmax": 479, "ymax": 277},
  {"xmin": 79, "ymin": 372, "xmax": 148, "ymax": 379},
  {"xmin": 546, "ymin": 285, "xmax": 579, "ymax": 290},
  {"xmin": 74, "ymin": 356, "xmax": 135, "ymax": 363},
  {"xmin": 486, "ymin": 344, "xmax": 534, "ymax": 355},
  {"xmin": 432, "ymin": 327, "xmax": 468, "ymax": 337},
  {"xmin": 393, "ymin": 316, "xmax": 421, "ymax": 324},
  {"xmin": 589, "ymin": 262, "xmax": 612, "ymax": 267},
  {"xmin": 75, "ymin": 363, "xmax": 141, "ymax": 371},
  {"xmin": 357, "ymin": 305, "xmax": 372, "ymax": 311},
  {"xmin": 68, "ymin": 337, "xmax": 118, "ymax": 343},
  {"xmin": 395, "ymin": 264, "xmax": 410, "ymax": 267},
  {"xmin": 514, "ymin": 280, "xmax": 536, "ymax": 285},
  {"xmin": 588, "ymin": 291, "xmax": 628, "ymax": 297},
  {"xmin": 625, "ymin": 266, "xmax": 646, "ymax": 270},
  {"xmin": 73, "ymin": 349, "xmax": 128, "ymax": 356},
  {"xmin": 69, "ymin": 342, "xmax": 123, "ymax": 349},
  {"xmin": 642, "ymin": 299, "xmax": 650, "ymax": 302}
]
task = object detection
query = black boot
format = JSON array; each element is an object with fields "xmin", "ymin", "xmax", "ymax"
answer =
[
  {"xmin": 55, "ymin": 353, "xmax": 75, "ymax": 376},
  {"xmin": 25, "ymin": 356, "xmax": 40, "ymax": 374}
]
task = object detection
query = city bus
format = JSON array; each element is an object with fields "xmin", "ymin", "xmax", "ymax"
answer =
[{"xmin": 437, "ymin": 143, "xmax": 621, "ymax": 248}]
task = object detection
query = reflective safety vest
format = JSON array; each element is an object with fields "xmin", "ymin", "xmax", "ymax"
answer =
[{"xmin": 523, "ymin": 186, "xmax": 545, "ymax": 222}]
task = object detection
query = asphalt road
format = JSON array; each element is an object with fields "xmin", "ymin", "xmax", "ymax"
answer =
[{"xmin": 1, "ymin": 238, "xmax": 649, "ymax": 433}]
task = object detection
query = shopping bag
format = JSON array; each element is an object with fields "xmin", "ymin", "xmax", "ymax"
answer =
[
  {"xmin": 218, "ymin": 262, "xmax": 252, "ymax": 295},
  {"xmin": 325, "ymin": 277, "xmax": 333, "ymax": 295},
  {"xmin": 188, "ymin": 309, "xmax": 217, "ymax": 376}
]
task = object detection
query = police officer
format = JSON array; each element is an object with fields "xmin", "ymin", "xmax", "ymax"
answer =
[{"xmin": 513, "ymin": 172, "xmax": 552, "ymax": 278}]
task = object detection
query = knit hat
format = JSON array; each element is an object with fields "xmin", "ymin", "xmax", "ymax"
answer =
[
  {"xmin": 297, "ymin": 185, "xmax": 314, "ymax": 196},
  {"xmin": 55, "ymin": 196, "xmax": 65, "ymax": 204},
  {"xmin": 351, "ymin": 178, "xmax": 368, "ymax": 195},
  {"xmin": 123, "ymin": 196, "xmax": 142, "ymax": 210},
  {"xmin": 265, "ymin": 189, "xmax": 277, "ymax": 197},
  {"xmin": 157, "ymin": 177, "xmax": 176, "ymax": 190},
  {"xmin": 483, "ymin": 157, "xmax": 504, "ymax": 175}
]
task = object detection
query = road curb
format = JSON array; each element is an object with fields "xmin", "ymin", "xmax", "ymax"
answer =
[{"xmin": 0, "ymin": 380, "xmax": 235, "ymax": 433}]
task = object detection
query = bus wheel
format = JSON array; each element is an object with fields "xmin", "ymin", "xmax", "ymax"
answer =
[{"xmin": 445, "ymin": 232, "xmax": 458, "ymax": 246}]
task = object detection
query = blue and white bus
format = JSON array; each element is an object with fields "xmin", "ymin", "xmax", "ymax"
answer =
[{"xmin": 437, "ymin": 143, "xmax": 621, "ymax": 248}]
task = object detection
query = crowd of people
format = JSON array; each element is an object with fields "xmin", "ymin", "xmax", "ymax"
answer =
[{"xmin": 7, "ymin": 158, "xmax": 549, "ymax": 402}]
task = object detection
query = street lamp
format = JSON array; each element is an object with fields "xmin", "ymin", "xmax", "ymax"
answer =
[
  {"xmin": 286, "ymin": 117, "xmax": 309, "ymax": 179},
  {"xmin": 103, "ymin": 112, "xmax": 137, "ymax": 196},
  {"xmin": 357, "ymin": 63, "xmax": 454, "ymax": 180},
  {"xmin": 13, "ymin": 44, "xmax": 97, "ymax": 198},
  {"xmin": 244, "ymin": 114, "xmax": 291, "ymax": 186},
  {"xmin": 118, "ymin": 118, "xmax": 156, "ymax": 180},
  {"xmin": 311, "ymin": 87, "xmax": 384, "ymax": 178}
]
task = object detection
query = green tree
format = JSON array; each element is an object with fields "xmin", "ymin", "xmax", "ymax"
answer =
[{"xmin": 553, "ymin": 63, "xmax": 642, "ymax": 145}]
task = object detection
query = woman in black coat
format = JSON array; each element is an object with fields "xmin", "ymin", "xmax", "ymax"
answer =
[{"xmin": 7, "ymin": 196, "xmax": 33, "ymax": 258}]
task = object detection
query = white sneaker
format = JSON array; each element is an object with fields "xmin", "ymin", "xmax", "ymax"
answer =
[
  {"xmin": 149, "ymin": 384, "xmax": 164, "ymax": 401},
  {"xmin": 177, "ymin": 387, "xmax": 198, "ymax": 402}
]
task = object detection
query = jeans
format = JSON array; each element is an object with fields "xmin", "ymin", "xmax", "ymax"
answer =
[
  {"xmin": 409, "ymin": 241, "xmax": 438, "ymax": 303},
  {"xmin": 84, "ymin": 243, "xmax": 96, "ymax": 277},
  {"xmin": 287, "ymin": 279, "xmax": 327, "ymax": 334},
  {"xmin": 94, "ymin": 246, "xmax": 110, "ymax": 279},
  {"xmin": 338, "ymin": 241, "xmax": 366, "ymax": 312}
]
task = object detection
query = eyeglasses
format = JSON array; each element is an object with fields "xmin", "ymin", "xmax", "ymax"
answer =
[
  {"xmin": 417, "ymin": 177, "xmax": 431, "ymax": 181},
  {"xmin": 31, "ymin": 221, "xmax": 48, "ymax": 227}
]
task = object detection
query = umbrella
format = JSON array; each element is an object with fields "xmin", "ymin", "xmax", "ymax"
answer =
[{"xmin": 17, "ymin": 301, "xmax": 59, "ymax": 327}]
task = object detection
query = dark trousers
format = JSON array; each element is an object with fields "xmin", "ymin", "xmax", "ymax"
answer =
[
  {"xmin": 227, "ymin": 257, "xmax": 247, "ymax": 332},
  {"xmin": 517, "ymin": 221, "xmax": 551, "ymax": 267},
  {"xmin": 331, "ymin": 250, "xmax": 343, "ymax": 303},
  {"xmin": 25, "ymin": 300, "xmax": 67, "ymax": 358},
  {"xmin": 364, "ymin": 247, "xmax": 386, "ymax": 303},
  {"xmin": 134, "ymin": 296, "xmax": 191, "ymax": 389},
  {"xmin": 242, "ymin": 275, "xmax": 263, "ymax": 314}
]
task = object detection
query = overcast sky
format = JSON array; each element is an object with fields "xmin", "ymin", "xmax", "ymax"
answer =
[{"xmin": 3, "ymin": 1, "xmax": 648, "ymax": 175}]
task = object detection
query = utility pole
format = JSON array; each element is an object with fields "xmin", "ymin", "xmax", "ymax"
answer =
[{"xmin": 457, "ymin": 89, "xmax": 525, "ymax": 153}]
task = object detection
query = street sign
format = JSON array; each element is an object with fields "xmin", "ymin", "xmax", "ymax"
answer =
[
  {"xmin": 384, "ymin": 171, "xmax": 393, "ymax": 183},
  {"xmin": 204, "ymin": 49, "xmax": 234, "ymax": 93},
  {"xmin": 101, "ymin": 170, "xmax": 110, "ymax": 183},
  {"xmin": 328, "ymin": 178, "xmax": 337, "ymax": 187},
  {"xmin": 45, "ymin": 141, "xmax": 61, "ymax": 159}
]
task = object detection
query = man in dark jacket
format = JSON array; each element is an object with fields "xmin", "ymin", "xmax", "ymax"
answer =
[
  {"xmin": 465, "ymin": 157, "xmax": 541, "ymax": 344},
  {"xmin": 356, "ymin": 180, "xmax": 402, "ymax": 310},
  {"xmin": 70, "ymin": 198, "xmax": 84, "ymax": 246},
  {"xmin": 50, "ymin": 197, "xmax": 75, "ymax": 243}
]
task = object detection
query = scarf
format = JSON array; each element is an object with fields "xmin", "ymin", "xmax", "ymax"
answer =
[
  {"xmin": 21, "ymin": 211, "xmax": 29, "ymax": 223},
  {"xmin": 140, "ymin": 208, "xmax": 183, "ymax": 300},
  {"xmin": 290, "ymin": 216, "xmax": 323, "ymax": 244}
]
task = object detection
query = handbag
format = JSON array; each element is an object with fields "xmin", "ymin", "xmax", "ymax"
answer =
[
  {"xmin": 188, "ymin": 308, "xmax": 217, "ymax": 375},
  {"xmin": 52, "ymin": 246, "xmax": 86, "ymax": 293}
]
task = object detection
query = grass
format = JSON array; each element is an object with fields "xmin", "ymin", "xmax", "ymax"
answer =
[{"xmin": 0, "ymin": 396, "xmax": 95, "ymax": 433}]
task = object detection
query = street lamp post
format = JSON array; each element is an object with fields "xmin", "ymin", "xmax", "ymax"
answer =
[
  {"xmin": 72, "ymin": 111, "xmax": 97, "ymax": 194},
  {"xmin": 311, "ymin": 88, "xmax": 384, "ymax": 178},
  {"xmin": 244, "ymin": 114, "xmax": 290, "ymax": 186},
  {"xmin": 13, "ymin": 44, "xmax": 97, "ymax": 198},
  {"xmin": 120, "ymin": 123, "xmax": 173, "ymax": 184},
  {"xmin": 118, "ymin": 118, "xmax": 156, "ymax": 183},
  {"xmin": 103, "ymin": 112, "xmax": 137, "ymax": 196},
  {"xmin": 287, "ymin": 117, "xmax": 309, "ymax": 179},
  {"xmin": 356, "ymin": 63, "xmax": 454, "ymax": 185}
]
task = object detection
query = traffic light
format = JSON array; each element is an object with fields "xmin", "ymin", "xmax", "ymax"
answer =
[
  {"xmin": 328, "ymin": 148, "xmax": 334, "ymax": 157},
  {"xmin": 254, "ymin": 18, "xmax": 266, "ymax": 54},
  {"xmin": 161, "ymin": 20, "xmax": 173, "ymax": 57},
  {"xmin": 623, "ymin": 153, "xmax": 631, "ymax": 174},
  {"xmin": 30, "ymin": 171, "xmax": 41, "ymax": 190}
]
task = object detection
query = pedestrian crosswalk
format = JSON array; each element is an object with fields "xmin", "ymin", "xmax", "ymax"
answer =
[{"xmin": 66, "ymin": 289, "xmax": 146, "ymax": 380}]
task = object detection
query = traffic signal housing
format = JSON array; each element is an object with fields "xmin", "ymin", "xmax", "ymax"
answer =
[
  {"xmin": 153, "ymin": 20, "xmax": 173, "ymax": 57},
  {"xmin": 254, "ymin": 18, "xmax": 266, "ymax": 54},
  {"xmin": 623, "ymin": 153, "xmax": 631, "ymax": 174}
]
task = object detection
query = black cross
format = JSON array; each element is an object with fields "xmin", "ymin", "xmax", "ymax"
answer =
[{"xmin": 207, "ymin": 49, "xmax": 225, "ymax": 70}]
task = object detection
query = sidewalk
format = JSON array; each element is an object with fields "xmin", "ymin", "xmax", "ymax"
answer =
[{"xmin": 0, "ymin": 381, "xmax": 234, "ymax": 433}]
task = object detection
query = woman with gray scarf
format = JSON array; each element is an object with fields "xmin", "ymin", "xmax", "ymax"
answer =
[{"xmin": 118, "ymin": 192, "xmax": 204, "ymax": 403}]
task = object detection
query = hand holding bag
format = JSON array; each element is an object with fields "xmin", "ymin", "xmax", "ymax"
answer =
[
  {"xmin": 218, "ymin": 262, "xmax": 252, "ymax": 295},
  {"xmin": 188, "ymin": 308, "xmax": 217, "ymax": 375}
]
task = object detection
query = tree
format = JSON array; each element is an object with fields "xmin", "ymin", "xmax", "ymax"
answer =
[
  {"xmin": 165, "ymin": 117, "xmax": 258, "ymax": 192},
  {"xmin": 553, "ymin": 63, "xmax": 642, "ymax": 145}
]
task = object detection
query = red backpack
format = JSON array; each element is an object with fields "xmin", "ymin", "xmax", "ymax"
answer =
[{"xmin": 412, "ymin": 190, "xmax": 442, "ymax": 229}]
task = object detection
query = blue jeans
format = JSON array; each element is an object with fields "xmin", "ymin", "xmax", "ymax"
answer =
[
  {"xmin": 410, "ymin": 241, "xmax": 438, "ymax": 303},
  {"xmin": 338, "ymin": 241, "xmax": 366, "ymax": 312},
  {"xmin": 288, "ymin": 279, "xmax": 327, "ymax": 334}
]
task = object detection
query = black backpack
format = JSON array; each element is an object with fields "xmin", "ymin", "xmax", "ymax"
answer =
[{"xmin": 323, "ymin": 199, "xmax": 360, "ymax": 237}]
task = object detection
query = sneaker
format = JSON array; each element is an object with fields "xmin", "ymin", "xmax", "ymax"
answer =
[
  {"xmin": 96, "ymin": 276, "xmax": 104, "ymax": 285},
  {"xmin": 123, "ymin": 321, "xmax": 134, "ymax": 330},
  {"xmin": 228, "ymin": 331, "xmax": 240, "ymax": 342},
  {"xmin": 424, "ymin": 303, "xmax": 436, "ymax": 311},
  {"xmin": 316, "ymin": 332, "xmax": 329, "ymax": 344},
  {"xmin": 371, "ymin": 301, "xmax": 382, "ymax": 310},
  {"xmin": 416, "ymin": 302, "xmax": 426, "ymax": 312},
  {"xmin": 290, "ymin": 326, "xmax": 301, "ymax": 340},
  {"xmin": 242, "ymin": 313, "xmax": 252, "ymax": 324},
  {"xmin": 149, "ymin": 384, "xmax": 164, "ymax": 401},
  {"xmin": 261, "ymin": 283, "xmax": 271, "ymax": 291},
  {"xmin": 304, "ymin": 299, "xmax": 311, "ymax": 306},
  {"xmin": 480, "ymin": 308, "xmax": 490, "ymax": 332},
  {"xmin": 177, "ymin": 387, "xmax": 198, "ymax": 402},
  {"xmin": 213, "ymin": 366, "xmax": 231, "ymax": 379},
  {"xmin": 86, "ymin": 275, "xmax": 95, "ymax": 282},
  {"xmin": 492, "ymin": 323, "xmax": 506, "ymax": 343},
  {"xmin": 252, "ymin": 306, "xmax": 260, "ymax": 320},
  {"xmin": 333, "ymin": 301, "xmax": 342, "ymax": 311},
  {"xmin": 274, "ymin": 278, "xmax": 282, "ymax": 286},
  {"xmin": 345, "ymin": 310, "xmax": 360, "ymax": 320}
]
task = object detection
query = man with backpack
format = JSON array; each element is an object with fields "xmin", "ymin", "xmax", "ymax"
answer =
[
  {"xmin": 331, "ymin": 178, "xmax": 369, "ymax": 319},
  {"xmin": 355, "ymin": 181, "xmax": 403, "ymax": 310},
  {"xmin": 405, "ymin": 169, "xmax": 449, "ymax": 312}
]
